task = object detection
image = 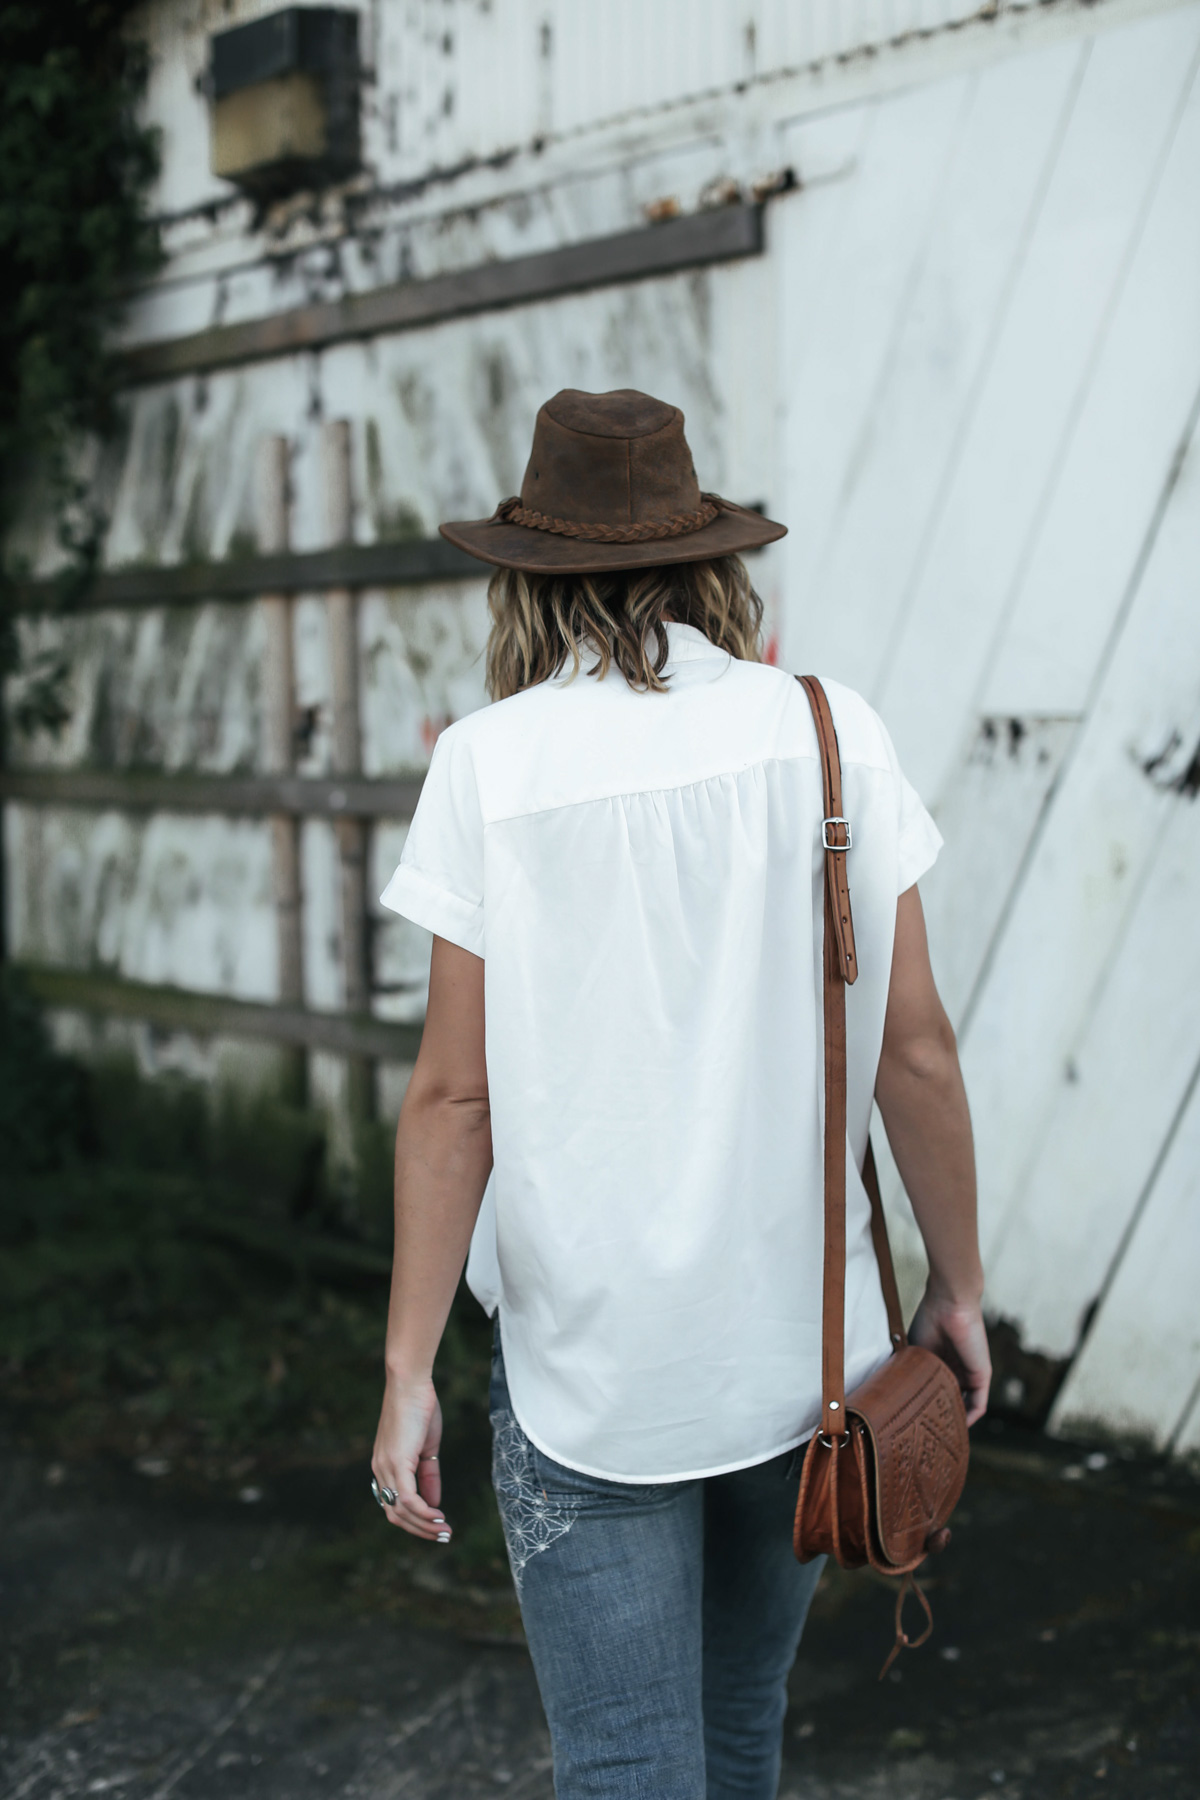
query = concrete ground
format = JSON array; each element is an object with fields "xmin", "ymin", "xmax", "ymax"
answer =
[{"xmin": 2, "ymin": 1420, "xmax": 1198, "ymax": 1800}]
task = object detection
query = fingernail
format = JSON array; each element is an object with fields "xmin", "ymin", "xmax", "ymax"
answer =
[
  {"xmin": 432, "ymin": 1514, "xmax": 445, "ymax": 1523},
  {"xmin": 436, "ymin": 1531, "xmax": 451, "ymax": 1544}
]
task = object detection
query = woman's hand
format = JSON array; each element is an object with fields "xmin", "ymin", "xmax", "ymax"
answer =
[
  {"xmin": 908, "ymin": 1288, "xmax": 992, "ymax": 1426},
  {"xmin": 372, "ymin": 1374, "xmax": 452, "ymax": 1542}
]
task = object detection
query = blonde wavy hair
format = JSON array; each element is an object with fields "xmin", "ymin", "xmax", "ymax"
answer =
[{"xmin": 485, "ymin": 555, "xmax": 764, "ymax": 700}]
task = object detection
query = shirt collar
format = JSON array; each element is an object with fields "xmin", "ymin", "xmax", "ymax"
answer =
[
  {"xmin": 550, "ymin": 620, "xmax": 729, "ymax": 686},
  {"xmin": 662, "ymin": 621, "xmax": 729, "ymax": 665}
]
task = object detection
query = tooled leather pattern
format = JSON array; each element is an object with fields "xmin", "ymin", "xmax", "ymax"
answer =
[
  {"xmin": 795, "ymin": 1344, "xmax": 968, "ymax": 1576},
  {"xmin": 867, "ymin": 1365, "xmax": 968, "ymax": 1569}
]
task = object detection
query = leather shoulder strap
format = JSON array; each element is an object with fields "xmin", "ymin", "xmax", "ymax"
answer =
[
  {"xmin": 796, "ymin": 677, "xmax": 907, "ymax": 1437},
  {"xmin": 863, "ymin": 1139, "xmax": 908, "ymax": 1353},
  {"xmin": 797, "ymin": 676, "xmax": 857, "ymax": 983}
]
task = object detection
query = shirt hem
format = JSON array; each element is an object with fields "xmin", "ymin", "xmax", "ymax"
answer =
[{"xmin": 506, "ymin": 1387, "xmax": 817, "ymax": 1486}]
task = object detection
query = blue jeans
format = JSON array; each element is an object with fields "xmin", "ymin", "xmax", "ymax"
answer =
[{"xmin": 490, "ymin": 1331, "xmax": 824, "ymax": 1800}]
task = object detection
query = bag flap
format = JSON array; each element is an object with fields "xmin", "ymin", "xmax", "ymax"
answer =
[{"xmin": 848, "ymin": 1346, "xmax": 970, "ymax": 1569}]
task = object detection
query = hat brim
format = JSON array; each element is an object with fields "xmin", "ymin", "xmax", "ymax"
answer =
[{"xmin": 438, "ymin": 497, "xmax": 786, "ymax": 575}]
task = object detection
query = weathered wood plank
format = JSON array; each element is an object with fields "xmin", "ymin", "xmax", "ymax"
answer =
[
  {"xmin": 981, "ymin": 31, "xmax": 1200, "ymax": 718},
  {"xmin": 117, "ymin": 205, "xmax": 764, "ymax": 386},
  {"xmin": 789, "ymin": 41, "xmax": 1083, "ymax": 700},
  {"xmin": 920, "ymin": 715, "xmax": 1078, "ymax": 1026},
  {"xmin": 21, "ymin": 963, "xmax": 423, "ymax": 1064},
  {"xmin": 777, "ymin": 82, "xmax": 969, "ymax": 666},
  {"xmin": 875, "ymin": 7, "xmax": 1200, "ymax": 802},
  {"xmin": 0, "ymin": 767, "xmax": 425, "ymax": 818},
  {"xmin": 984, "ymin": 784, "xmax": 1200, "ymax": 1360},
  {"xmin": 6, "ymin": 804, "xmax": 279, "ymax": 999},
  {"xmin": 359, "ymin": 588, "xmax": 490, "ymax": 774},
  {"xmin": 1048, "ymin": 1050, "xmax": 1200, "ymax": 1449},
  {"xmin": 960, "ymin": 384, "xmax": 1200, "ymax": 1295},
  {"xmin": 256, "ymin": 433, "xmax": 305, "ymax": 1099},
  {"xmin": 322, "ymin": 419, "xmax": 373, "ymax": 1117},
  {"xmin": 29, "ymin": 257, "xmax": 758, "ymax": 599},
  {"xmin": 14, "ymin": 537, "xmax": 487, "ymax": 614}
]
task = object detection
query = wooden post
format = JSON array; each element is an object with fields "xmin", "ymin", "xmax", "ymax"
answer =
[
  {"xmin": 323, "ymin": 419, "xmax": 374, "ymax": 1120},
  {"xmin": 256, "ymin": 434, "xmax": 306, "ymax": 1105}
]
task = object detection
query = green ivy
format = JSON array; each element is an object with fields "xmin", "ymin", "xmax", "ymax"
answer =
[{"xmin": 0, "ymin": 1, "xmax": 161, "ymax": 713}]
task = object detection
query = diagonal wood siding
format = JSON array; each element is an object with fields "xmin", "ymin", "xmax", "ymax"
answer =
[{"xmin": 772, "ymin": 4, "xmax": 1200, "ymax": 1447}]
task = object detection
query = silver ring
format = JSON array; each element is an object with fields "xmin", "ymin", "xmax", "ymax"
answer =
[
  {"xmin": 370, "ymin": 1477, "xmax": 398, "ymax": 1508},
  {"xmin": 418, "ymin": 1454, "xmax": 438, "ymax": 1463}
]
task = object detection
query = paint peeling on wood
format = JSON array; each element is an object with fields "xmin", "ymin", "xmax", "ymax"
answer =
[
  {"xmin": 1138, "ymin": 723, "xmax": 1200, "ymax": 797},
  {"xmin": 8, "ymin": 607, "xmax": 266, "ymax": 774},
  {"xmin": 5, "ymin": 803, "xmax": 277, "ymax": 1000}
]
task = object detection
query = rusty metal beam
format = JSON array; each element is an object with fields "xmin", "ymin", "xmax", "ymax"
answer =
[
  {"xmin": 118, "ymin": 204, "xmax": 764, "ymax": 385},
  {"xmin": 14, "ymin": 536, "xmax": 486, "ymax": 613},
  {"xmin": 21, "ymin": 962, "xmax": 423, "ymax": 1063},
  {"xmin": 0, "ymin": 766, "xmax": 425, "ymax": 818}
]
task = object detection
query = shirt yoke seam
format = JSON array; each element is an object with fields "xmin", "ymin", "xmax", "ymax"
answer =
[{"xmin": 481, "ymin": 747, "xmax": 892, "ymax": 829}]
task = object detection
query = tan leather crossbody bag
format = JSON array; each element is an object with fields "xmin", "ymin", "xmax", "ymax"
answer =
[{"xmin": 792, "ymin": 675, "xmax": 970, "ymax": 1675}]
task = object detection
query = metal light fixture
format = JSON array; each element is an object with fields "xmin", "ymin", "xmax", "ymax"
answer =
[{"xmin": 209, "ymin": 7, "xmax": 360, "ymax": 198}]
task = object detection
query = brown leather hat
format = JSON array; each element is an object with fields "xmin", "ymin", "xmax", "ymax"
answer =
[{"xmin": 439, "ymin": 388, "xmax": 786, "ymax": 574}]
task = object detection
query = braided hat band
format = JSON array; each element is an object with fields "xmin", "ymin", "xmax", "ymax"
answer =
[
  {"xmin": 440, "ymin": 389, "xmax": 785, "ymax": 571},
  {"xmin": 494, "ymin": 493, "xmax": 721, "ymax": 546}
]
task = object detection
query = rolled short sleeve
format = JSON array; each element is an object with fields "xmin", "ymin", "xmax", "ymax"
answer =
[
  {"xmin": 878, "ymin": 720, "xmax": 943, "ymax": 895},
  {"xmin": 379, "ymin": 726, "xmax": 485, "ymax": 956}
]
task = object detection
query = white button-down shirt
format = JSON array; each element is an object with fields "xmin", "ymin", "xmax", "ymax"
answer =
[{"xmin": 381, "ymin": 622, "xmax": 941, "ymax": 1482}]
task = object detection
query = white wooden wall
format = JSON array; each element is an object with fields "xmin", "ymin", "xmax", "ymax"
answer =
[
  {"xmin": 6, "ymin": 0, "xmax": 1200, "ymax": 1448},
  {"xmin": 774, "ymin": 5, "xmax": 1200, "ymax": 1451},
  {"xmin": 138, "ymin": 0, "xmax": 1069, "ymax": 220}
]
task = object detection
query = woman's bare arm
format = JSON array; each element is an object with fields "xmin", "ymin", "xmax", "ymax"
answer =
[
  {"xmin": 874, "ymin": 886, "xmax": 992, "ymax": 1424},
  {"xmin": 372, "ymin": 936, "xmax": 492, "ymax": 1541}
]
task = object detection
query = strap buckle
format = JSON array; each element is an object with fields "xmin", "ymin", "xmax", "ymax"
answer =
[{"xmin": 822, "ymin": 816, "xmax": 852, "ymax": 851}]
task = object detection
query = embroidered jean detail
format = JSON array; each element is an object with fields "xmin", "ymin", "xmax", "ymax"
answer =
[{"xmin": 491, "ymin": 1409, "xmax": 579, "ymax": 1594}]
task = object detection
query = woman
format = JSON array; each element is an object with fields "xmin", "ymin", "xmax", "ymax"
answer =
[{"xmin": 373, "ymin": 388, "xmax": 990, "ymax": 1800}]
